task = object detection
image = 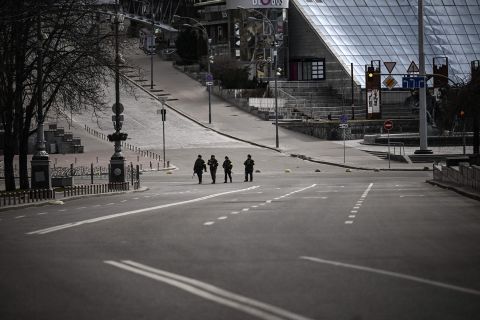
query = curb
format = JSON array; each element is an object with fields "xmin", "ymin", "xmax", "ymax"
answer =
[
  {"xmin": 0, "ymin": 187, "xmax": 149, "ymax": 213},
  {"xmin": 426, "ymin": 180, "xmax": 480, "ymax": 201},
  {"xmin": 125, "ymin": 71, "xmax": 431, "ymax": 173}
]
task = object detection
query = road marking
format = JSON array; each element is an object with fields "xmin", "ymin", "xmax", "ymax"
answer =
[
  {"xmin": 301, "ymin": 196, "xmax": 327, "ymax": 199},
  {"xmin": 204, "ymin": 221, "xmax": 215, "ymax": 226},
  {"xmin": 105, "ymin": 260, "xmax": 314, "ymax": 320},
  {"xmin": 266, "ymin": 200, "xmax": 272, "ymax": 203},
  {"xmin": 133, "ymin": 197, "xmax": 139, "ymax": 200},
  {"xmin": 27, "ymin": 186, "xmax": 260, "ymax": 235},
  {"xmin": 400, "ymin": 195, "xmax": 425, "ymax": 198},
  {"xmin": 350, "ymin": 210, "xmax": 357, "ymax": 213},
  {"xmin": 353, "ymin": 206, "xmax": 360, "ymax": 209},
  {"xmin": 345, "ymin": 221, "xmax": 354, "ymax": 224},
  {"xmin": 242, "ymin": 208, "xmax": 249, "ymax": 212},
  {"xmin": 217, "ymin": 216, "xmax": 228, "ymax": 220},
  {"xmin": 300, "ymin": 256, "xmax": 480, "ymax": 296},
  {"xmin": 15, "ymin": 215, "xmax": 25, "ymax": 219},
  {"xmin": 58, "ymin": 209, "xmax": 66, "ymax": 212},
  {"xmin": 37, "ymin": 212, "xmax": 48, "ymax": 215},
  {"xmin": 259, "ymin": 203, "xmax": 265, "ymax": 206},
  {"xmin": 348, "ymin": 215, "xmax": 356, "ymax": 218},
  {"xmin": 231, "ymin": 211, "xmax": 239, "ymax": 214},
  {"xmin": 121, "ymin": 200, "xmax": 127, "ymax": 203},
  {"xmin": 274, "ymin": 197, "xmax": 281, "ymax": 200},
  {"xmin": 93, "ymin": 205, "xmax": 101, "ymax": 207},
  {"xmin": 106, "ymin": 203, "xmax": 115, "ymax": 206},
  {"xmin": 251, "ymin": 205, "xmax": 258, "ymax": 208},
  {"xmin": 76, "ymin": 207, "xmax": 87, "ymax": 210}
]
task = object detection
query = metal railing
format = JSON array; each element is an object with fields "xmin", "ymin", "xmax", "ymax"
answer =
[{"xmin": 0, "ymin": 189, "xmax": 55, "ymax": 207}]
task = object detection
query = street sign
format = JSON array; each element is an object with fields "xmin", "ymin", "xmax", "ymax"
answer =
[
  {"xmin": 402, "ymin": 76, "xmax": 425, "ymax": 89},
  {"xmin": 383, "ymin": 75, "xmax": 398, "ymax": 90},
  {"xmin": 206, "ymin": 73, "xmax": 213, "ymax": 82},
  {"xmin": 383, "ymin": 61, "xmax": 396, "ymax": 74},
  {"xmin": 339, "ymin": 114, "xmax": 348, "ymax": 124},
  {"xmin": 407, "ymin": 61, "xmax": 419, "ymax": 73},
  {"xmin": 339, "ymin": 123, "xmax": 348, "ymax": 129},
  {"xmin": 206, "ymin": 81, "xmax": 213, "ymax": 86},
  {"xmin": 384, "ymin": 120, "xmax": 393, "ymax": 131}
]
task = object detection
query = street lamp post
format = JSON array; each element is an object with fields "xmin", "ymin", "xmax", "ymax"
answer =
[
  {"xmin": 31, "ymin": 12, "xmax": 51, "ymax": 189},
  {"xmin": 174, "ymin": 15, "xmax": 213, "ymax": 124},
  {"xmin": 108, "ymin": 0, "xmax": 127, "ymax": 183},
  {"xmin": 244, "ymin": 8, "xmax": 280, "ymax": 148},
  {"xmin": 150, "ymin": 1, "xmax": 154, "ymax": 90}
]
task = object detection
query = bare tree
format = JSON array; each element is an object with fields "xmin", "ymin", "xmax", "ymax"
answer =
[{"xmin": 1, "ymin": 0, "xmax": 120, "ymax": 190}]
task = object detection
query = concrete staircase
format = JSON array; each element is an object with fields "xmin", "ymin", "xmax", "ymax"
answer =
[{"xmin": 273, "ymin": 81, "xmax": 366, "ymax": 120}]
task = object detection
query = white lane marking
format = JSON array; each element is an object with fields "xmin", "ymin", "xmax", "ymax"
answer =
[
  {"xmin": 259, "ymin": 203, "xmax": 266, "ymax": 206},
  {"xmin": 301, "ymin": 196, "xmax": 327, "ymax": 199},
  {"xmin": 93, "ymin": 205, "xmax": 101, "ymax": 207},
  {"xmin": 316, "ymin": 190, "xmax": 338, "ymax": 193},
  {"xmin": 37, "ymin": 212, "xmax": 48, "ymax": 215},
  {"xmin": 301, "ymin": 256, "xmax": 480, "ymax": 297},
  {"xmin": 27, "ymin": 186, "xmax": 260, "ymax": 235},
  {"xmin": 274, "ymin": 197, "xmax": 281, "ymax": 200},
  {"xmin": 15, "ymin": 215, "xmax": 25, "ymax": 219},
  {"xmin": 133, "ymin": 197, "xmax": 139, "ymax": 200},
  {"xmin": 350, "ymin": 210, "xmax": 358, "ymax": 213},
  {"xmin": 266, "ymin": 200, "xmax": 272, "ymax": 203},
  {"xmin": 105, "ymin": 260, "xmax": 314, "ymax": 320},
  {"xmin": 348, "ymin": 215, "xmax": 356, "ymax": 218},
  {"xmin": 242, "ymin": 208, "xmax": 249, "ymax": 212},
  {"xmin": 231, "ymin": 211, "xmax": 239, "ymax": 215},
  {"xmin": 217, "ymin": 216, "xmax": 228, "ymax": 220},
  {"xmin": 106, "ymin": 203, "xmax": 115, "ymax": 206},
  {"xmin": 400, "ymin": 195, "xmax": 425, "ymax": 198},
  {"xmin": 251, "ymin": 205, "xmax": 258, "ymax": 208},
  {"xmin": 121, "ymin": 200, "xmax": 127, "ymax": 203},
  {"xmin": 204, "ymin": 221, "xmax": 215, "ymax": 226},
  {"xmin": 345, "ymin": 221, "xmax": 354, "ymax": 224},
  {"xmin": 353, "ymin": 206, "xmax": 360, "ymax": 209},
  {"xmin": 58, "ymin": 209, "xmax": 66, "ymax": 212}
]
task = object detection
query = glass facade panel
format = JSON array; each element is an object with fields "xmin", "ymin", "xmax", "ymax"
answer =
[{"xmin": 296, "ymin": 0, "xmax": 480, "ymax": 86}]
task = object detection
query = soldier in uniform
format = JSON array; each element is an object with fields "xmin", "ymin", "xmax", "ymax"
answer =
[
  {"xmin": 207, "ymin": 155, "xmax": 219, "ymax": 184},
  {"xmin": 193, "ymin": 155, "xmax": 207, "ymax": 184},
  {"xmin": 243, "ymin": 154, "xmax": 255, "ymax": 182},
  {"xmin": 222, "ymin": 156, "xmax": 233, "ymax": 183}
]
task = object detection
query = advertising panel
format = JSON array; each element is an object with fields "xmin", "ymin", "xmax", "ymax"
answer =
[{"xmin": 226, "ymin": 0, "xmax": 289, "ymax": 10}]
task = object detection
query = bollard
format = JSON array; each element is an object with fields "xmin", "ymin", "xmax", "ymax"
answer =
[
  {"xmin": 150, "ymin": 161, "xmax": 152, "ymax": 169},
  {"xmin": 75, "ymin": 157, "xmax": 77, "ymax": 164},
  {"xmin": 70, "ymin": 163, "xmax": 74, "ymax": 177},
  {"xmin": 13, "ymin": 193, "xmax": 16, "ymax": 205},
  {"xmin": 158, "ymin": 162, "xmax": 160, "ymax": 170},
  {"xmin": 96, "ymin": 156, "xmax": 99, "ymax": 163},
  {"xmin": 167, "ymin": 160, "xmax": 170, "ymax": 168},
  {"xmin": 137, "ymin": 155, "xmax": 139, "ymax": 162}
]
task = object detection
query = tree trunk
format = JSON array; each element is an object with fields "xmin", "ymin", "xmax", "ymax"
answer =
[
  {"xmin": 18, "ymin": 133, "xmax": 30, "ymax": 190},
  {"xmin": 3, "ymin": 134, "xmax": 17, "ymax": 191},
  {"xmin": 473, "ymin": 111, "xmax": 479, "ymax": 155}
]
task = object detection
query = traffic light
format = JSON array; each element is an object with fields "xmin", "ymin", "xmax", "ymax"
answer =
[{"xmin": 209, "ymin": 55, "xmax": 214, "ymax": 64}]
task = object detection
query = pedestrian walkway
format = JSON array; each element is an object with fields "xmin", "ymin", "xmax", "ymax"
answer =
[{"xmin": 125, "ymin": 48, "xmax": 437, "ymax": 171}]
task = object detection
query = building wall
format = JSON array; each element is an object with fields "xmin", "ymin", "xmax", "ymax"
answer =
[{"xmin": 288, "ymin": 1, "xmax": 359, "ymax": 92}]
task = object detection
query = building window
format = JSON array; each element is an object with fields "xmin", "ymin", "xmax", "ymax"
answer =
[{"xmin": 289, "ymin": 58, "xmax": 325, "ymax": 81}]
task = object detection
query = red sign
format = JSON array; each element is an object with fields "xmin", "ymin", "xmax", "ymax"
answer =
[{"xmin": 384, "ymin": 120, "xmax": 393, "ymax": 131}]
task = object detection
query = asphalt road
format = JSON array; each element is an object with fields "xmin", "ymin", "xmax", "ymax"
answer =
[{"xmin": 1, "ymin": 151, "xmax": 479, "ymax": 320}]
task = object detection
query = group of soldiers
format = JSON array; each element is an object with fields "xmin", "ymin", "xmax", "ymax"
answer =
[{"xmin": 193, "ymin": 154, "xmax": 255, "ymax": 184}]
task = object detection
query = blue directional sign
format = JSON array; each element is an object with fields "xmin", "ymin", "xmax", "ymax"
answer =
[
  {"xmin": 339, "ymin": 114, "xmax": 348, "ymax": 124},
  {"xmin": 402, "ymin": 76, "xmax": 425, "ymax": 89},
  {"xmin": 206, "ymin": 73, "xmax": 213, "ymax": 82}
]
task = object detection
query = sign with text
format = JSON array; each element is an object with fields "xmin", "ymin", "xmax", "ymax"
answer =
[{"xmin": 226, "ymin": 0, "xmax": 289, "ymax": 9}]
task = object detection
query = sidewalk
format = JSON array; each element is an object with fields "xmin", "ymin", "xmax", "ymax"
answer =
[{"xmin": 125, "ymin": 49, "xmax": 434, "ymax": 171}]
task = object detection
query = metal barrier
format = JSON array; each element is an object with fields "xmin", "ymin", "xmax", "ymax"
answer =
[
  {"xmin": 0, "ymin": 189, "xmax": 55, "ymax": 207},
  {"xmin": 63, "ymin": 182, "xmax": 130, "ymax": 197}
]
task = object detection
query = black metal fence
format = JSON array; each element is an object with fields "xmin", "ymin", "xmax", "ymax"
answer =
[
  {"xmin": 63, "ymin": 182, "xmax": 131, "ymax": 197},
  {"xmin": 0, "ymin": 189, "xmax": 55, "ymax": 206}
]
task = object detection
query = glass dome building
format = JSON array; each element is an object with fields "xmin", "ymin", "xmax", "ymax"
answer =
[{"xmin": 289, "ymin": 0, "xmax": 480, "ymax": 87}]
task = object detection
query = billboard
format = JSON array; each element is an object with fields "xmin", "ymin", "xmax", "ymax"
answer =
[{"xmin": 226, "ymin": 0, "xmax": 289, "ymax": 10}]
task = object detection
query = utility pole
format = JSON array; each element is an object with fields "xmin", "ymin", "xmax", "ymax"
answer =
[{"xmin": 415, "ymin": 0, "xmax": 432, "ymax": 154}]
